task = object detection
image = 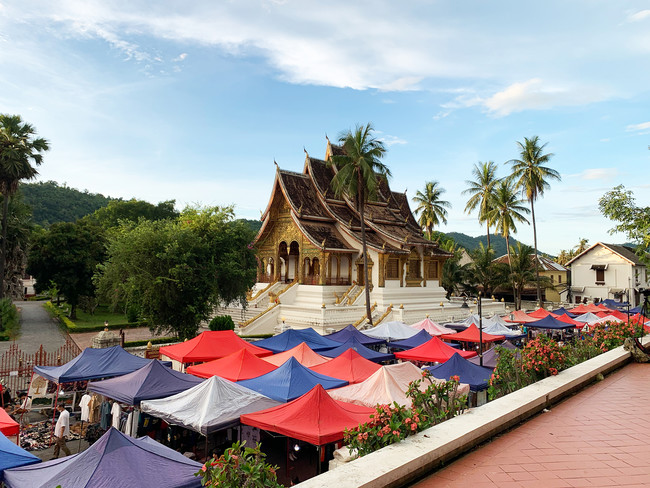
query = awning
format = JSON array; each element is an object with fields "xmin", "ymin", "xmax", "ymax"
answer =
[
  {"xmin": 590, "ymin": 264, "xmax": 608, "ymax": 270},
  {"xmin": 570, "ymin": 286, "xmax": 585, "ymax": 293}
]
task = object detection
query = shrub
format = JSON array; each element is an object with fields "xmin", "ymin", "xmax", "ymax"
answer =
[
  {"xmin": 521, "ymin": 334, "xmax": 566, "ymax": 380},
  {"xmin": 126, "ymin": 305, "xmax": 139, "ymax": 324},
  {"xmin": 344, "ymin": 371, "xmax": 466, "ymax": 457},
  {"xmin": 209, "ymin": 315, "xmax": 235, "ymax": 331},
  {"xmin": 587, "ymin": 320, "xmax": 640, "ymax": 352},
  {"xmin": 196, "ymin": 441, "xmax": 282, "ymax": 487},
  {"xmin": 0, "ymin": 299, "xmax": 19, "ymax": 339}
]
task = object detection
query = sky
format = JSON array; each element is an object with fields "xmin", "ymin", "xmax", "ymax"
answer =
[{"xmin": 1, "ymin": 0, "xmax": 649, "ymax": 255}]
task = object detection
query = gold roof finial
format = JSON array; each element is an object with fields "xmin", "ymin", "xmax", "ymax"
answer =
[{"xmin": 321, "ymin": 238, "xmax": 326, "ymax": 248}]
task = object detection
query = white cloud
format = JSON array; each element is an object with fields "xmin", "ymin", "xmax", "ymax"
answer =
[
  {"xmin": 580, "ymin": 168, "xmax": 619, "ymax": 180},
  {"xmin": 628, "ymin": 10, "xmax": 650, "ymax": 22},
  {"xmin": 378, "ymin": 135, "xmax": 407, "ymax": 147},
  {"xmin": 472, "ymin": 79, "xmax": 607, "ymax": 117},
  {"xmin": 626, "ymin": 121, "xmax": 650, "ymax": 132},
  {"xmin": 172, "ymin": 53, "xmax": 187, "ymax": 62}
]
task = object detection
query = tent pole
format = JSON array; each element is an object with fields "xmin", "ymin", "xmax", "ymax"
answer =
[
  {"xmin": 78, "ymin": 420, "xmax": 84, "ymax": 452},
  {"xmin": 50, "ymin": 383, "xmax": 61, "ymax": 446},
  {"xmin": 317, "ymin": 445, "xmax": 321, "ymax": 475}
]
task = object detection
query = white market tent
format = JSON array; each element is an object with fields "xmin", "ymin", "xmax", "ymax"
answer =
[
  {"xmin": 140, "ymin": 376, "xmax": 280, "ymax": 435},
  {"xmin": 573, "ymin": 312, "xmax": 601, "ymax": 324},
  {"xmin": 409, "ymin": 317, "xmax": 456, "ymax": 336},
  {"xmin": 363, "ymin": 321, "xmax": 419, "ymax": 341},
  {"xmin": 481, "ymin": 321, "xmax": 524, "ymax": 338},
  {"xmin": 328, "ymin": 362, "xmax": 470, "ymax": 408}
]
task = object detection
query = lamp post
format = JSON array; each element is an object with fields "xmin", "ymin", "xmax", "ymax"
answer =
[{"xmin": 478, "ymin": 291, "xmax": 483, "ymax": 367}]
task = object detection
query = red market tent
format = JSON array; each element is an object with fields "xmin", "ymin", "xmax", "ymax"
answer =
[
  {"xmin": 440, "ymin": 324, "xmax": 505, "ymax": 344},
  {"xmin": 554, "ymin": 313, "xmax": 583, "ymax": 328},
  {"xmin": 240, "ymin": 384, "xmax": 374, "ymax": 445},
  {"xmin": 504, "ymin": 310, "xmax": 539, "ymax": 323},
  {"xmin": 186, "ymin": 349, "xmax": 278, "ymax": 381},
  {"xmin": 263, "ymin": 343, "xmax": 330, "ymax": 368},
  {"xmin": 309, "ymin": 349, "xmax": 381, "ymax": 385},
  {"xmin": 527, "ymin": 308, "xmax": 558, "ymax": 319},
  {"xmin": 159, "ymin": 331, "xmax": 272, "ymax": 363},
  {"xmin": 596, "ymin": 310, "xmax": 628, "ymax": 321},
  {"xmin": 569, "ymin": 303, "xmax": 604, "ymax": 314},
  {"xmin": 0, "ymin": 409, "xmax": 18, "ymax": 437},
  {"xmin": 394, "ymin": 337, "xmax": 477, "ymax": 363}
]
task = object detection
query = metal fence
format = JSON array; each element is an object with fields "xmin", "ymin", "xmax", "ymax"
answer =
[{"xmin": 0, "ymin": 339, "xmax": 81, "ymax": 398}]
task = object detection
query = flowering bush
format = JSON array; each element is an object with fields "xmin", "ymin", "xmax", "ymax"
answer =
[
  {"xmin": 521, "ymin": 334, "xmax": 567, "ymax": 380},
  {"xmin": 487, "ymin": 347, "xmax": 530, "ymax": 400},
  {"xmin": 587, "ymin": 320, "xmax": 640, "ymax": 352},
  {"xmin": 344, "ymin": 371, "xmax": 466, "ymax": 457},
  {"xmin": 196, "ymin": 441, "xmax": 282, "ymax": 488}
]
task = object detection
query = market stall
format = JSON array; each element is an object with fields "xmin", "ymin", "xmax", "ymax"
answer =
[
  {"xmin": 309, "ymin": 349, "xmax": 381, "ymax": 385},
  {"xmin": 318, "ymin": 337, "xmax": 394, "ymax": 363},
  {"xmin": 186, "ymin": 349, "xmax": 278, "ymax": 381},
  {"xmin": 0, "ymin": 432, "xmax": 40, "ymax": 481}
]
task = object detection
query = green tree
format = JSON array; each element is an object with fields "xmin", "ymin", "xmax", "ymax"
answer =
[
  {"xmin": 439, "ymin": 239, "xmax": 467, "ymax": 299},
  {"xmin": 27, "ymin": 221, "xmax": 106, "ymax": 319},
  {"xmin": 487, "ymin": 180, "xmax": 530, "ymax": 304},
  {"xmin": 95, "ymin": 206, "xmax": 256, "ymax": 340},
  {"xmin": 412, "ymin": 180, "xmax": 451, "ymax": 240},
  {"xmin": 84, "ymin": 198, "xmax": 178, "ymax": 229},
  {"xmin": 599, "ymin": 185, "xmax": 650, "ymax": 263},
  {"xmin": 463, "ymin": 161, "xmax": 499, "ymax": 248},
  {"xmin": 3, "ymin": 191, "xmax": 34, "ymax": 299},
  {"xmin": 329, "ymin": 123, "xmax": 391, "ymax": 326},
  {"xmin": 508, "ymin": 136, "xmax": 560, "ymax": 304},
  {"xmin": 506, "ymin": 242, "xmax": 552, "ymax": 309},
  {"xmin": 0, "ymin": 115, "xmax": 49, "ymax": 298},
  {"xmin": 466, "ymin": 242, "xmax": 498, "ymax": 297}
]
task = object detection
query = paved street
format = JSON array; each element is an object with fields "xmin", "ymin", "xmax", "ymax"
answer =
[
  {"xmin": 0, "ymin": 301, "xmax": 69, "ymax": 355},
  {"xmin": 412, "ymin": 362, "xmax": 650, "ymax": 488}
]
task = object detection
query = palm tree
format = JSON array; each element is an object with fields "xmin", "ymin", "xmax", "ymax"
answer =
[
  {"xmin": 487, "ymin": 180, "xmax": 530, "ymax": 307},
  {"xmin": 574, "ymin": 238, "xmax": 589, "ymax": 255},
  {"xmin": 0, "ymin": 115, "xmax": 49, "ymax": 298},
  {"xmin": 463, "ymin": 161, "xmax": 499, "ymax": 248},
  {"xmin": 329, "ymin": 123, "xmax": 391, "ymax": 326},
  {"xmin": 508, "ymin": 136, "xmax": 560, "ymax": 305},
  {"xmin": 508, "ymin": 242, "xmax": 537, "ymax": 309},
  {"xmin": 467, "ymin": 242, "xmax": 497, "ymax": 297},
  {"xmin": 412, "ymin": 181, "xmax": 451, "ymax": 240}
]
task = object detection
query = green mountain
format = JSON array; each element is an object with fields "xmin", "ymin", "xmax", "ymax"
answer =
[
  {"xmin": 443, "ymin": 232, "xmax": 549, "ymax": 258},
  {"xmin": 21, "ymin": 181, "xmax": 116, "ymax": 227}
]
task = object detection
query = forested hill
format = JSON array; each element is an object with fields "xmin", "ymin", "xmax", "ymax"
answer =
[
  {"xmin": 21, "ymin": 181, "xmax": 116, "ymax": 226},
  {"xmin": 444, "ymin": 232, "xmax": 526, "ymax": 257}
]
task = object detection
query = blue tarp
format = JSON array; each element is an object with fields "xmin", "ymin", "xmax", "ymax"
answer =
[
  {"xmin": 33, "ymin": 346, "xmax": 170, "ymax": 383},
  {"xmin": 551, "ymin": 307, "xmax": 577, "ymax": 318},
  {"xmin": 426, "ymin": 352, "xmax": 493, "ymax": 391},
  {"xmin": 324, "ymin": 325, "xmax": 386, "ymax": 346},
  {"xmin": 319, "ymin": 337, "xmax": 394, "ymax": 362},
  {"xmin": 387, "ymin": 330, "xmax": 436, "ymax": 350},
  {"xmin": 468, "ymin": 341, "xmax": 518, "ymax": 369},
  {"xmin": 88, "ymin": 360, "xmax": 203, "ymax": 406},
  {"xmin": 600, "ymin": 299, "xmax": 628, "ymax": 309},
  {"xmin": 525, "ymin": 315, "xmax": 576, "ymax": 330},
  {"xmin": 0, "ymin": 432, "xmax": 40, "ymax": 481},
  {"xmin": 254, "ymin": 328, "xmax": 341, "ymax": 353},
  {"xmin": 3, "ymin": 428, "xmax": 201, "ymax": 488},
  {"xmin": 238, "ymin": 357, "xmax": 348, "ymax": 402}
]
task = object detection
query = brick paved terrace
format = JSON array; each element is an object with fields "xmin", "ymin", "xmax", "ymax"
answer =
[{"xmin": 411, "ymin": 362, "xmax": 650, "ymax": 488}]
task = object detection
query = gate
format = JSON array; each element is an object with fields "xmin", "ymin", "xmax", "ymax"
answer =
[{"xmin": 0, "ymin": 339, "xmax": 81, "ymax": 397}]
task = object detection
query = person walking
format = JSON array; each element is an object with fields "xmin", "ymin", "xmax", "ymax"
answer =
[{"xmin": 52, "ymin": 403, "xmax": 71, "ymax": 459}]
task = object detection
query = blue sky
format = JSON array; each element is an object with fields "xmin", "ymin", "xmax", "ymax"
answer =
[{"xmin": 1, "ymin": 1, "xmax": 649, "ymax": 254}]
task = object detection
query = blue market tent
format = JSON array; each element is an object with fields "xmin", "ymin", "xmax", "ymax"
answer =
[
  {"xmin": 426, "ymin": 352, "xmax": 493, "ymax": 391},
  {"xmin": 629, "ymin": 305, "xmax": 644, "ymax": 314},
  {"xmin": 319, "ymin": 337, "xmax": 394, "ymax": 362},
  {"xmin": 551, "ymin": 307, "xmax": 577, "ymax": 318},
  {"xmin": 387, "ymin": 330, "xmax": 437, "ymax": 350},
  {"xmin": 468, "ymin": 341, "xmax": 518, "ymax": 369},
  {"xmin": 324, "ymin": 325, "xmax": 386, "ymax": 346},
  {"xmin": 33, "ymin": 346, "xmax": 169, "ymax": 383},
  {"xmin": 3, "ymin": 428, "xmax": 201, "ymax": 488},
  {"xmin": 88, "ymin": 360, "xmax": 203, "ymax": 406},
  {"xmin": 0, "ymin": 432, "xmax": 40, "ymax": 481},
  {"xmin": 525, "ymin": 315, "xmax": 576, "ymax": 330},
  {"xmin": 600, "ymin": 299, "xmax": 628, "ymax": 309},
  {"xmin": 254, "ymin": 328, "xmax": 341, "ymax": 353},
  {"xmin": 238, "ymin": 357, "xmax": 348, "ymax": 402}
]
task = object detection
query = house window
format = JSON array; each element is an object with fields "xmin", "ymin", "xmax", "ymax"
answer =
[
  {"xmin": 595, "ymin": 269, "xmax": 605, "ymax": 284},
  {"xmin": 558, "ymin": 275, "xmax": 562, "ymax": 284},
  {"xmin": 550, "ymin": 275, "xmax": 554, "ymax": 283},
  {"xmin": 575, "ymin": 295, "xmax": 581, "ymax": 303},
  {"xmin": 386, "ymin": 257, "xmax": 400, "ymax": 280}
]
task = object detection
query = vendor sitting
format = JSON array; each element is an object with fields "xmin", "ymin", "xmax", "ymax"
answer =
[{"xmin": 9, "ymin": 394, "xmax": 31, "ymax": 418}]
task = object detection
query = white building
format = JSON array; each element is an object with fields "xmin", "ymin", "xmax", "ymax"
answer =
[{"xmin": 566, "ymin": 242, "xmax": 648, "ymax": 307}]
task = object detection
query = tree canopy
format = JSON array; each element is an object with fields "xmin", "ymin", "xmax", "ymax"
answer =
[
  {"xmin": 599, "ymin": 185, "xmax": 650, "ymax": 262},
  {"xmin": 27, "ymin": 221, "xmax": 106, "ymax": 319},
  {"xmin": 95, "ymin": 206, "xmax": 257, "ymax": 339},
  {"xmin": 83, "ymin": 198, "xmax": 178, "ymax": 229}
]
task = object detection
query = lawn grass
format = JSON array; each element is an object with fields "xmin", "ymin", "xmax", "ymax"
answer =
[{"xmin": 46, "ymin": 302, "xmax": 145, "ymax": 332}]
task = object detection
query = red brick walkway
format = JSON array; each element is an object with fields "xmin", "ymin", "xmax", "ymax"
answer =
[{"xmin": 412, "ymin": 363, "xmax": 650, "ymax": 488}]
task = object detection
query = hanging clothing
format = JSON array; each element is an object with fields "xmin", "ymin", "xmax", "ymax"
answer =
[
  {"xmin": 111, "ymin": 402, "xmax": 122, "ymax": 429},
  {"xmin": 124, "ymin": 411, "xmax": 133, "ymax": 436},
  {"xmin": 79, "ymin": 394, "xmax": 92, "ymax": 422},
  {"xmin": 100, "ymin": 401, "xmax": 111, "ymax": 430}
]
